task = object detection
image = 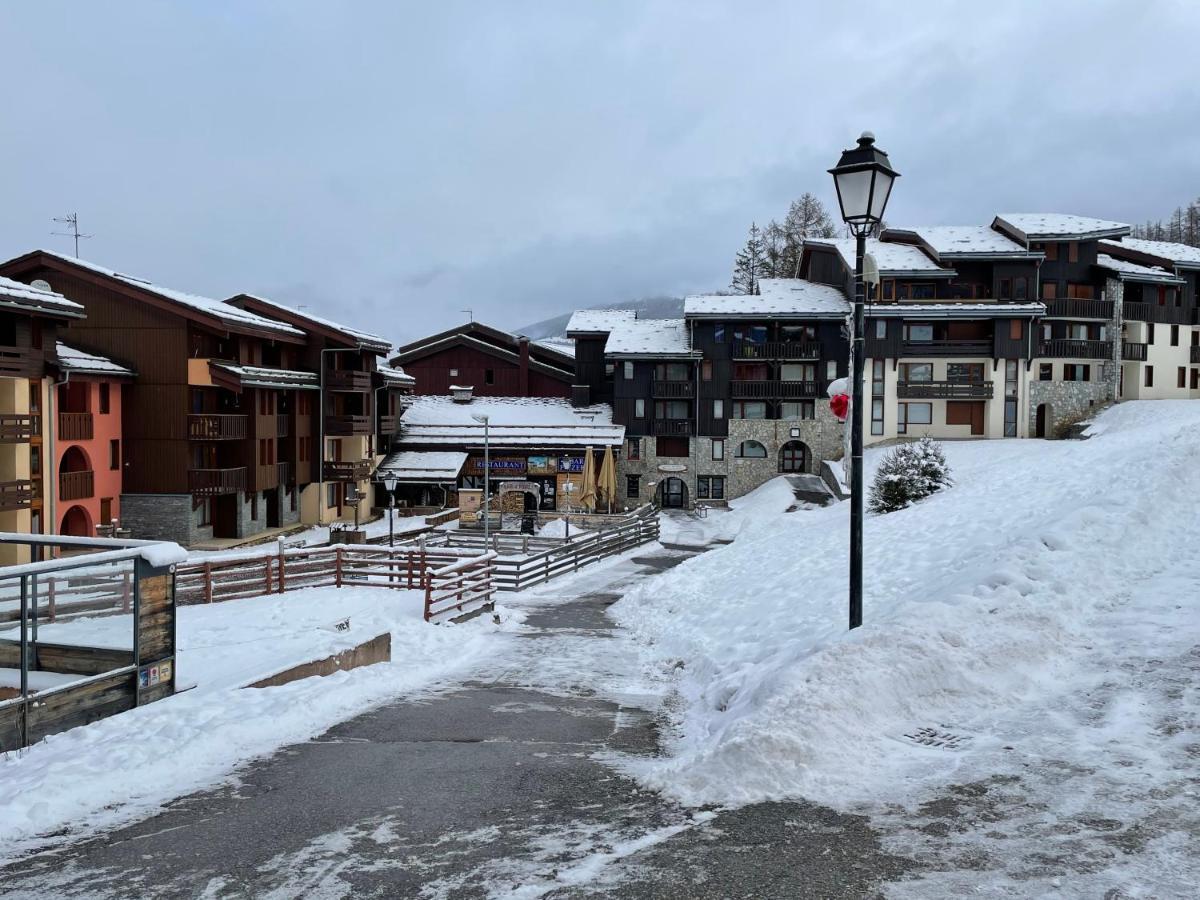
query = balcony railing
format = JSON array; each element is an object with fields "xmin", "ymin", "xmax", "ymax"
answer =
[
  {"xmin": 652, "ymin": 419, "xmax": 693, "ymax": 436},
  {"xmin": 325, "ymin": 414, "xmax": 372, "ymax": 436},
  {"xmin": 0, "ymin": 347, "xmax": 43, "ymax": 378},
  {"xmin": 323, "ymin": 459, "xmax": 372, "ymax": 482},
  {"xmin": 901, "ymin": 340, "xmax": 993, "ymax": 357},
  {"xmin": 188, "ymin": 414, "xmax": 248, "ymax": 441},
  {"xmin": 731, "ymin": 380, "xmax": 820, "ymax": 399},
  {"xmin": 59, "ymin": 469, "xmax": 94, "ymax": 502},
  {"xmin": 325, "ymin": 370, "xmax": 372, "ymax": 392},
  {"xmin": 1192, "ymin": 345, "xmax": 1200, "ymax": 364},
  {"xmin": 897, "ymin": 380, "xmax": 994, "ymax": 400},
  {"xmin": 0, "ymin": 479, "xmax": 34, "ymax": 511},
  {"xmin": 378, "ymin": 414, "xmax": 399, "ymax": 435},
  {"xmin": 732, "ymin": 341, "xmax": 821, "ymax": 360},
  {"xmin": 188, "ymin": 467, "xmax": 247, "ymax": 496},
  {"xmin": 277, "ymin": 461, "xmax": 292, "ymax": 486},
  {"xmin": 651, "ymin": 380, "xmax": 695, "ymax": 399},
  {"xmin": 1122, "ymin": 303, "xmax": 1194, "ymax": 326},
  {"xmin": 276, "ymin": 416, "xmax": 289, "ymax": 438},
  {"xmin": 1122, "ymin": 342, "xmax": 1148, "ymax": 362},
  {"xmin": 1045, "ymin": 298, "xmax": 1114, "ymax": 320},
  {"xmin": 58, "ymin": 412, "xmax": 93, "ymax": 442},
  {"xmin": 0, "ymin": 414, "xmax": 35, "ymax": 443},
  {"xmin": 1038, "ymin": 339, "xmax": 1111, "ymax": 360}
]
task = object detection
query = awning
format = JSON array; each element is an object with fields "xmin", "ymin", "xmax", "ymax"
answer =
[
  {"xmin": 375, "ymin": 450, "xmax": 469, "ymax": 483},
  {"xmin": 208, "ymin": 362, "xmax": 321, "ymax": 392}
]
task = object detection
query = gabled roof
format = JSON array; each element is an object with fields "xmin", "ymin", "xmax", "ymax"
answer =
[
  {"xmin": 603, "ymin": 318, "xmax": 696, "ymax": 357},
  {"xmin": 1095, "ymin": 254, "xmax": 1185, "ymax": 285},
  {"xmin": 395, "ymin": 396, "xmax": 624, "ymax": 449},
  {"xmin": 377, "ymin": 364, "xmax": 416, "ymax": 387},
  {"xmin": 0, "ymin": 250, "xmax": 304, "ymax": 341},
  {"xmin": 208, "ymin": 363, "xmax": 321, "ymax": 392},
  {"xmin": 883, "ymin": 226, "xmax": 1042, "ymax": 261},
  {"xmin": 993, "ymin": 214, "xmax": 1131, "ymax": 244},
  {"xmin": 685, "ymin": 279, "xmax": 849, "ymax": 319},
  {"xmin": 226, "ymin": 293, "xmax": 391, "ymax": 354},
  {"xmin": 804, "ymin": 238, "xmax": 953, "ymax": 277},
  {"xmin": 867, "ymin": 302, "xmax": 1046, "ymax": 319},
  {"xmin": 54, "ymin": 342, "xmax": 135, "ymax": 377},
  {"xmin": 1100, "ymin": 237, "xmax": 1200, "ymax": 271},
  {"xmin": 374, "ymin": 450, "xmax": 468, "ymax": 483},
  {"xmin": 565, "ymin": 309, "xmax": 638, "ymax": 335},
  {"xmin": 391, "ymin": 321, "xmax": 574, "ymax": 379},
  {"xmin": 0, "ymin": 274, "xmax": 84, "ymax": 319}
]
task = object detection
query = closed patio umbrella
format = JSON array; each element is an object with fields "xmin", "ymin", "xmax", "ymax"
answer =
[
  {"xmin": 598, "ymin": 444, "xmax": 617, "ymax": 513},
  {"xmin": 579, "ymin": 446, "xmax": 597, "ymax": 513}
]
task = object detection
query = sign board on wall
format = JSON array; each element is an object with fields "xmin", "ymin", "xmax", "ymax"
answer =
[
  {"xmin": 465, "ymin": 456, "xmax": 527, "ymax": 475},
  {"xmin": 557, "ymin": 456, "xmax": 585, "ymax": 473},
  {"xmin": 527, "ymin": 455, "xmax": 557, "ymax": 476}
]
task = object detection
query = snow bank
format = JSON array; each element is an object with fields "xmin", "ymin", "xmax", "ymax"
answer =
[{"xmin": 612, "ymin": 401, "xmax": 1200, "ymax": 810}]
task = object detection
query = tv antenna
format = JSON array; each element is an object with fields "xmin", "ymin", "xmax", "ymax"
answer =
[
  {"xmin": 52, "ymin": 213, "xmax": 92, "ymax": 257},
  {"xmin": 461, "ymin": 308, "xmax": 474, "ymax": 322}
]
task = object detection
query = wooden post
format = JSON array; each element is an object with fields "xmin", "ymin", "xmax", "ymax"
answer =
[
  {"xmin": 407, "ymin": 551, "xmax": 414, "ymax": 589},
  {"xmin": 278, "ymin": 550, "xmax": 287, "ymax": 593},
  {"xmin": 203, "ymin": 562, "xmax": 213, "ymax": 604},
  {"xmin": 335, "ymin": 547, "xmax": 343, "ymax": 588},
  {"xmin": 265, "ymin": 556, "xmax": 273, "ymax": 595}
]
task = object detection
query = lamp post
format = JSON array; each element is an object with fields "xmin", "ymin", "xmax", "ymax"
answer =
[
  {"xmin": 828, "ymin": 131, "xmax": 899, "ymax": 631},
  {"xmin": 382, "ymin": 472, "xmax": 398, "ymax": 547},
  {"xmin": 471, "ymin": 413, "xmax": 491, "ymax": 546}
]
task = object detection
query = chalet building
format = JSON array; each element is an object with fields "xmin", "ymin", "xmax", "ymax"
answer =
[
  {"xmin": 0, "ymin": 277, "xmax": 86, "ymax": 563},
  {"xmin": 391, "ymin": 321, "xmax": 575, "ymax": 398}
]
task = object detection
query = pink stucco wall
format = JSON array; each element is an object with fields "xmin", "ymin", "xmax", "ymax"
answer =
[{"xmin": 54, "ymin": 378, "xmax": 124, "ymax": 536}]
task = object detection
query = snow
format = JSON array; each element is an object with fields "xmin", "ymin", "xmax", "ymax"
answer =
[
  {"xmin": 208, "ymin": 363, "xmax": 320, "ymax": 388},
  {"xmin": 535, "ymin": 337, "xmax": 576, "ymax": 358},
  {"xmin": 0, "ymin": 585, "xmax": 522, "ymax": 856},
  {"xmin": 377, "ymin": 363, "xmax": 416, "ymax": 386},
  {"xmin": 54, "ymin": 342, "xmax": 134, "ymax": 376},
  {"xmin": 684, "ymin": 279, "xmax": 849, "ymax": 319},
  {"xmin": 136, "ymin": 540, "xmax": 188, "ymax": 569},
  {"xmin": 565, "ymin": 309, "xmax": 637, "ymax": 334},
  {"xmin": 1102, "ymin": 236, "xmax": 1200, "ymax": 269},
  {"xmin": 994, "ymin": 213, "xmax": 1131, "ymax": 242},
  {"xmin": 867, "ymin": 301, "xmax": 1046, "ymax": 318},
  {"xmin": 0, "ymin": 668, "xmax": 83, "ymax": 691},
  {"xmin": 603, "ymin": 318, "xmax": 694, "ymax": 356},
  {"xmin": 1096, "ymin": 253, "xmax": 1185, "ymax": 283},
  {"xmin": 227, "ymin": 293, "xmax": 391, "ymax": 352},
  {"xmin": 884, "ymin": 225, "xmax": 1036, "ymax": 258},
  {"xmin": 610, "ymin": 401, "xmax": 1200, "ymax": 892},
  {"xmin": 376, "ymin": 450, "xmax": 468, "ymax": 482},
  {"xmin": 396, "ymin": 396, "xmax": 624, "ymax": 449},
  {"xmin": 0, "ymin": 274, "xmax": 84, "ymax": 317},
  {"xmin": 805, "ymin": 237, "xmax": 950, "ymax": 275}
]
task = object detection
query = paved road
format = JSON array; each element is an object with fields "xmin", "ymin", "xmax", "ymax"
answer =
[{"xmin": 0, "ymin": 547, "xmax": 915, "ymax": 899}]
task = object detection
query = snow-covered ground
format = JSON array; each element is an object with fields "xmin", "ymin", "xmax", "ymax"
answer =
[
  {"xmin": 612, "ymin": 401, "xmax": 1200, "ymax": 896},
  {"xmin": 185, "ymin": 511, "xmax": 444, "ymax": 562}
]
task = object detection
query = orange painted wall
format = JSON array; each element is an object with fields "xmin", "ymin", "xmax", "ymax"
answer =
[{"xmin": 54, "ymin": 378, "xmax": 125, "ymax": 536}]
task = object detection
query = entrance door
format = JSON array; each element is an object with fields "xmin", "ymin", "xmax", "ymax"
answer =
[
  {"xmin": 1035, "ymin": 403, "xmax": 1049, "ymax": 438},
  {"xmin": 662, "ymin": 477, "xmax": 686, "ymax": 509},
  {"xmin": 266, "ymin": 488, "xmax": 280, "ymax": 528}
]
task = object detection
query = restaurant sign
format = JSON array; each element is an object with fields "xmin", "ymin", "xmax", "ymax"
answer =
[{"xmin": 465, "ymin": 456, "xmax": 526, "ymax": 475}]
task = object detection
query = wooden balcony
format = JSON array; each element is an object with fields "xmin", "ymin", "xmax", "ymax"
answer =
[
  {"xmin": 0, "ymin": 479, "xmax": 34, "ymax": 511},
  {"xmin": 0, "ymin": 347, "xmax": 44, "ymax": 378},
  {"xmin": 1122, "ymin": 303, "xmax": 1194, "ymax": 326},
  {"xmin": 188, "ymin": 414, "xmax": 248, "ymax": 441},
  {"xmin": 0, "ymin": 414, "xmax": 35, "ymax": 443},
  {"xmin": 1045, "ymin": 298, "xmax": 1114, "ymax": 320},
  {"xmin": 651, "ymin": 380, "xmax": 695, "ymax": 399},
  {"xmin": 325, "ymin": 414, "xmax": 372, "ymax": 436},
  {"xmin": 731, "ymin": 380, "xmax": 820, "ymax": 399},
  {"xmin": 325, "ymin": 369, "xmax": 372, "ymax": 392},
  {"xmin": 1038, "ymin": 339, "xmax": 1111, "ymax": 360},
  {"xmin": 188, "ymin": 467, "xmax": 247, "ymax": 496},
  {"xmin": 58, "ymin": 411, "xmax": 94, "ymax": 442},
  {"xmin": 652, "ymin": 419, "xmax": 693, "ymax": 436},
  {"xmin": 732, "ymin": 341, "xmax": 821, "ymax": 360},
  {"xmin": 897, "ymin": 381, "xmax": 994, "ymax": 400},
  {"xmin": 901, "ymin": 340, "xmax": 993, "ymax": 357},
  {"xmin": 378, "ymin": 414, "xmax": 399, "ymax": 435},
  {"xmin": 323, "ymin": 459, "xmax": 372, "ymax": 482},
  {"xmin": 1122, "ymin": 342, "xmax": 1148, "ymax": 362},
  {"xmin": 59, "ymin": 469, "xmax": 94, "ymax": 502}
]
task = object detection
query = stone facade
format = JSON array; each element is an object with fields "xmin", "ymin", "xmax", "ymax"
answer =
[{"xmin": 121, "ymin": 486, "xmax": 300, "ymax": 546}]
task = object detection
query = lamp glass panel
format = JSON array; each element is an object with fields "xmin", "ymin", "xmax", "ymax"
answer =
[
  {"xmin": 869, "ymin": 171, "xmax": 895, "ymax": 221},
  {"xmin": 835, "ymin": 169, "xmax": 874, "ymax": 222}
]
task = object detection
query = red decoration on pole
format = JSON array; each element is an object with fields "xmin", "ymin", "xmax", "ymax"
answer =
[{"xmin": 829, "ymin": 393, "xmax": 849, "ymax": 422}]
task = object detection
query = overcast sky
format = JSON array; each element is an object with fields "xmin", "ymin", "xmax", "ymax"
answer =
[{"xmin": 4, "ymin": 1, "xmax": 1199, "ymax": 344}]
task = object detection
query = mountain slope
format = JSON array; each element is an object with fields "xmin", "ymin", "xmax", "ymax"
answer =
[{"xmin": 518, "ymin": 295, "xmax": 684, "ymax": 339}]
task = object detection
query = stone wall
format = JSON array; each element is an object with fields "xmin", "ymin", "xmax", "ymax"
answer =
[{"xmin": 119, "ymin": 493, "xmax": 204, "ymax": 545}]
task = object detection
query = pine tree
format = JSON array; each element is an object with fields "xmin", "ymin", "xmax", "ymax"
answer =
[
  {"xmin": 867, "ymin": 437, "xmax": 953, "ymax": 514},
  {"xmin": 780, "ymin": 194, "xmax": 837, "ymax": 277},
  {"xmin": 761, "ymin": 220, "xmax": 787, "ymax": 279},
  {"xmin": 731, "ymin": 222, "xmax": 766, "ymax": 294}
]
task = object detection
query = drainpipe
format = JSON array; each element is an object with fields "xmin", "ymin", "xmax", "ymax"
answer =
[{"xmin": 47, "ymin": 369, "xmax": 70, "ymax": 540}]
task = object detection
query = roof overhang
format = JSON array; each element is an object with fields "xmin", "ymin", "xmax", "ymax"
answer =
[
  {"xmin": 866, "ymin": 303, "xmax": 1046, "ymax": 319},
  {"xmin": 208, "ymin": 362, "xmax": 321, "ymax": 392},
  {"xmin": 992, "ymin": 217, "xmax": 1132, "ymax": 245},
  {"xmin": 228, "ymin": 293, "xmax": 391, "ymax": 354}
]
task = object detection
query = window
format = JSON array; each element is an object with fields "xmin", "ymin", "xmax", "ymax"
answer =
[
  {"xmin": 251, "ymin": 492, "xmax": 258, "ymax": 521},
  {"xmin": 99, "ymin": 383, "xmax": 110, "ymax": 414},
  {"xmin": 871, "ymin": 398, "xmax": 884, "ymax": 436},
  {"xmin": 485, "ymin": 368, "xmax": 495, "ymax": 385},
  {"xmin": 1063, "ymin": 364, "xmax": 1091, "ymax": 382},
  {"xmin": 627, "ymin": 437, "xmax": 640, "ymax": 460},
  {"xmin": 655, "ymin": 436, "xmax": 689, "ymax": 457},
  {"xmin": 897, "ymin": 402, "xmax": 932, "ymax": 434},
  {"xmin": 656, "ymin": 362, "xmax": 690, "ymax": 381},
  {"xmin": 191, "ymin": 388, "xmax": 205, "ymax": 414},
  {"xmin": 1009, "ymin": 319, "xmax": 1024, "ymax": 340},
  {"xmin": 902, "ymin": 323, "xmax": 934, "ymax": 342},
  {"xmin": 655, "ymin": 400, "xmax": 689, "ymax": 420},
  {"xmin": 1014, "ymin": 278, "xmax": 1027, "ymax": 300},
  {"xmin": 947, "ymin": 363, "xmax": 984, "ymax": 382},
  {"xmin": 449, "ymin": 368, "xmax": 458, "ymax": 378},
  {"xmin": 780, "ymin": 401, "xmax": 815, "ymax": 420},
  {"xmin": 825, "ymin": 360, "xmax": 837, "ymax": 381},
  {"xmin": 1145, "ymin": 365, "xmax": 1154, "ymax": 387},
  {"xmin": 1179, "ymin": 367, "xmax": 1187, "ymax": 389},
  {"xmin": 1148, "ymin": 324, "xmax": 1155, "ymax": 345},
  {"xmin": 110, "ymin": 439, "xmax": 120, "ymax": 470},
  {"xmin": 1004, "ymin": 360, "xmax": 1018, "ymax": 437},
  {"xmin": 697, "ymin": 476, "xmax": 725, "ymax": 500},
  {"xmin": 781, "ymin": 363, "xmax": 815, "ymax": 382},
  {"xmin": 871, "ymin": 360, "xmax": 884, "ymax": 396},
  {"xmin": 713, "ymin": 399, "xmax": 724, "ymax": 419},
  {"xmin": 1067, "ymin": 283, "xmax": 1095, "ymax": 300},
  {"xmin": 711, "ymin": 439, "xmax": 724, "ymax": 460},
  {"xmin": 197, "ymin": 498, "xmax": 212, "ymax": 527},
  {"xmin": 100, "ymin": 497, "xmax": 112, "ymax": 526},
  {"xmin": 623, "ymin": 361, "xmax": 634, "ymax": 380},
  {"xmin": 735, "ymin": 440, "xmax": 767, "ymax": 458},
  {"xmin": 30, "ymin": 445, "xmax": 41, "ymax": 478},
  {"xmin": 626, "ymin": 474, "xmax": 640, "ymax": 498},
  {"xmin": 899, "ymin": 363, "xmax": 933, "ymax": 383},
  {"xmin": 713, "ymin": 324, "xmax": 724, "ymax": 342},
  {"xmin": 701, "ymin": 360, "xmax": 713, "ymax": 381},
  {"xmin": 875, "ymin": 320, "xmax": 887, "ymax": 338},
  {"xmin": 1171, "ymin": 325, "xmax": 1179, "ymax": 346},
  {"xmin": 1042, "ymin": 282, "xmax": 1057, "ymax": 300},
  {"xmin": 731, "ymin": 401, "xmax": 767, "ymax": 419},
  {"xmin": 259, "ymin": 439, "xmax": 268, "ymax": 465},
  {"xmin": 909, "ymin": 283, "xmax": 936, "ymax": 300},
  {"xmin": 1044, "ymin": 242, "xmax": 1058, "ymax": 261},
  {"xmin": 327, "ymin": 482, "xmax": 340, "ymax": 509},
  {"xmin": 634, "ymin": 398, "xmax": 645, "ymax": 418},
  {"xmin": 999, "ymin": 278, "xmax": 1012, "ymax": 298},
  {"xmin": 1039, "ymin": 363, "xmax": 1053, "ymax": 381},
  {"xmin": 1067, "ymin": 242, "xmax": 1079, "ymax": 263}
]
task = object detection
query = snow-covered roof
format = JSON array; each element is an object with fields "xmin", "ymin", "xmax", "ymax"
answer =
[
  {"xmin": 208, "ymin": 363, "xmax": 320, "ymax": 390},
  {"xmin": 55, "ymin": 342, "xmax": 134, "ymax": 377},
  {"xmin": 26, "ymin": 251, "xmax": 303, "ymax": 338},
  {"xmin": 685, "ymin": 279, "xmax": 849, "ymax": 319},
  {"xmin": 535, "ymin": 337, "xmax": 576, "ymax": 358},
  {"xmin": 603, "ymin": 318, "xmax": 695, "ymax": 357},
  {"xmin": 805, "ymin": 238, "xmax": 952, "ymax": 276},
  {"xmin": 993, "ymin": 214, "xmax": 1131, "ymax": 244},
  {"xmin": 867, "ymin": 302, "xmax": 1046, "ymax": 319},
  {"xmin": 884, "ymin": 226, "xmax": 1039, "ymax": 259},
  {"xmin": 1100, "ymin": 237, "xmax": 1200, "ymax": 270},
  {"xmin": 396, "ymin": 396, "xmax": 624, "ymax": 449},
  {"xmin": 375, "ymin": 450, "xmax": 468, "ymax": 483},
  {"xmin": 0, "ymin": 275, "xmax": 84, "ymax": 319},
  {"xmin": 228, "ymin": 293, "xmax": 390, "ymax": 353},
  {"xmin": 377, "ymin": 364, "xmax": 416, "ymax": 387},
  {"xmin": 565, "ymin": 309, "xmax": 638, "ymax": 334},
  {"xmin": 1095, "ymin": 254, "xmax": 1185, "ymax": 285}
]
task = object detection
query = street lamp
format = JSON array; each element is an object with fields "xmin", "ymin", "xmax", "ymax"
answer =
[
  {"xmin": 471, "ymin": 413, "xmax": 491, "ymax": 546},
  {"xmin": 382, "ymin": 472, "xmax": 398, "ymax": 547},
  {"xmin": 829, "ymin": 131, "xmax": 899, "ymax": 631}
]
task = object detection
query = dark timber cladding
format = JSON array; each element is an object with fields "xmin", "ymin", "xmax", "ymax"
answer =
[{"xmin": 391, "ymin": 322, "xmax": 575, "ymax": 398}]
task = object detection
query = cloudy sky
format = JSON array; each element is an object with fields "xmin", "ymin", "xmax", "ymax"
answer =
[{"xmin": 4, "ymin": 1, "xmax": 1199, "ymax": 344}]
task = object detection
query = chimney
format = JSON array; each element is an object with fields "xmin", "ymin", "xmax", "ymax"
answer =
[
  {"xmin": 517, "ymin": 335, "xmax": 530, "ymax": 396},
  {"xmin": 450, "ymin": 384, "xmax": 474, "ymax": 403}
]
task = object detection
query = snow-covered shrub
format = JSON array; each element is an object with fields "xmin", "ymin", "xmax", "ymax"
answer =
[{"xmin": 867, "ymin": 436, "xmax": 952, "ymax": 514}]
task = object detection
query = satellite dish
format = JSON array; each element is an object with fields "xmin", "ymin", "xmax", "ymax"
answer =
[
  {"xmin": 30, "ymin": 279, "xmax": 52, "ymax": 291},
  {"xmin": 862, "ymin": 253, "xmax": 880, "ymax": 287}
]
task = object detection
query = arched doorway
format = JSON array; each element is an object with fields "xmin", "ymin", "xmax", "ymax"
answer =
[
  {"xmin": 779, "ymin": 440, "xmax": 810, "ymax": 473},
  {"xmin": 60, "ymin": 504, "xmax": 92, "ymax": 537},
  {"xmin": 60, "ymin": 445, "xmax": 90, "ymax": 473},
  {"xmin": 1035, "ymin": 403, "xmax": 1051, "ymax": 438},
  {"xmin": 657, "ymin": 477, "xmax": 688, "ymax": 509}
]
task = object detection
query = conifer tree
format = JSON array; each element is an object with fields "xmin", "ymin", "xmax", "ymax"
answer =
[{"xmin": 731, "ymin": 222, "xmax": 766, "ymax": 294}]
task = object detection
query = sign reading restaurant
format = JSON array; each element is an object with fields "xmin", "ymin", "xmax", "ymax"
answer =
[
  {"xmin": 466, "ymin": 454, "xmax": 586, "ymax": 476},
  {"xmin": 465, "ymin": 456, "xmax": 527, "ymax": 475}
]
